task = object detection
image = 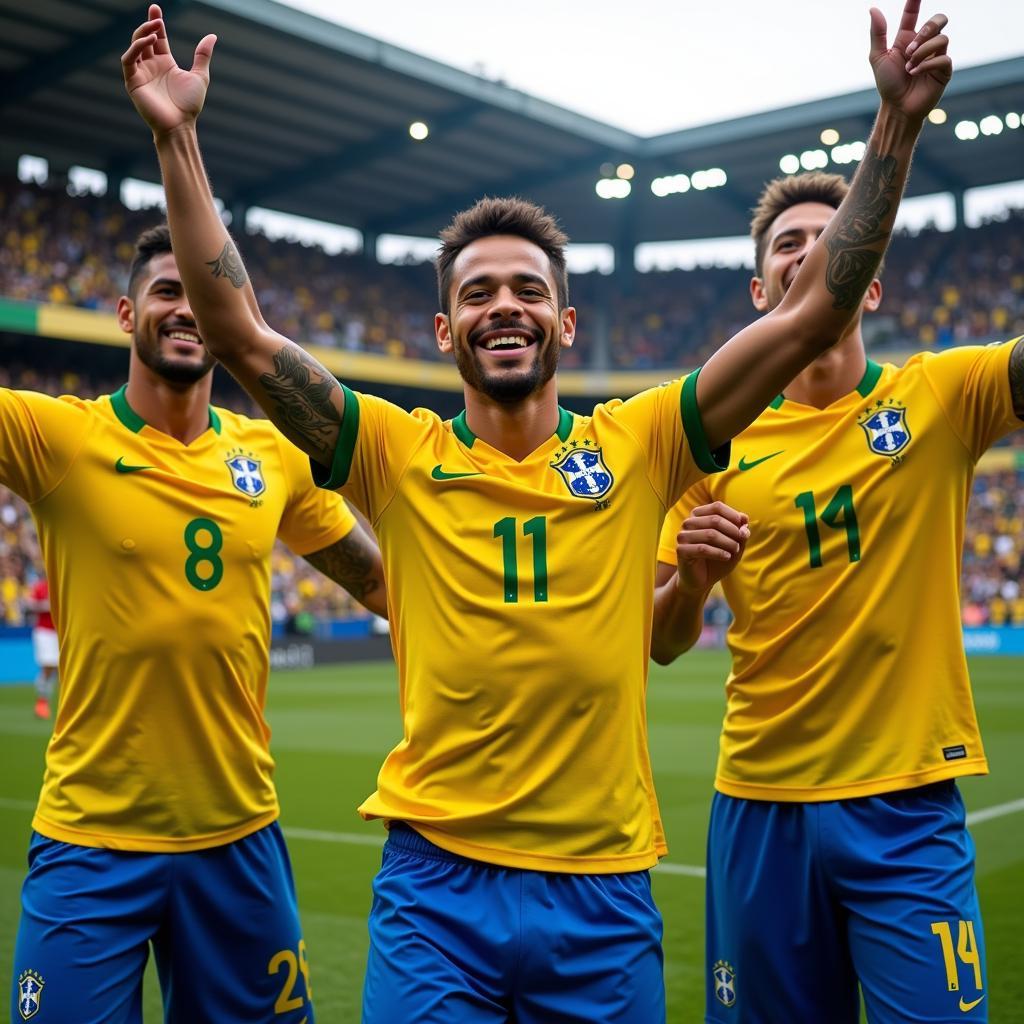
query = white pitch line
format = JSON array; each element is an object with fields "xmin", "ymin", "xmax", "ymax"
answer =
[{"xmin": 965, "ymin": 797, "xmax": 1024, "ymax": 826}]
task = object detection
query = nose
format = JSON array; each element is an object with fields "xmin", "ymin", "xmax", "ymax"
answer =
[
  {"xmin": 174, "ymin": 295, "xmax": 196, "ymax": 322},
  {"xmin": 488, "ymin": 285, "xmax": 524, "ymax": 320}
]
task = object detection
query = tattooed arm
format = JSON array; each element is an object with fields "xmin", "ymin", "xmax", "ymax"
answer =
[
  {"xmin": 122, "ymin": 7, "xmax": 347, "ymax": 466},
  {"xmin": 692, "ymin": 0, "xmax": 952, "ymax": 450},
  {"xmin": 1009, "ymin": 338, "xmax": 1024, "ymax": 421},
  {"xmin": 304, "ymin": 523, "xmax": 388, "ymax": 619}
]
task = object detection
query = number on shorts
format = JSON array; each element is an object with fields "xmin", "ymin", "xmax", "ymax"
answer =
[
  {"xmin": 929, "ymin": 919, "xmax": 982, "ymax": 992},
  {"xmin": 269, "ymin": 940, "xmax": 312, "ymax": 1014}
]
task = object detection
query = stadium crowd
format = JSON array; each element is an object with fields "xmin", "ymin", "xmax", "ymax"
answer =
[
  {"xmin": 3, "ymin": 177, "xmax": 1023, "ymax": 369},
  {"xmin": 1, "ymin": 177, "xmax": 1022, "ymax": 631}
]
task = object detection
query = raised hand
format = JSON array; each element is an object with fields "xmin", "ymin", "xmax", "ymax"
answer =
[
  {"xmin": 674, "ymin": 502, "xmax": 749, "ymax": 595},
  {"xmin": 122, "ymin": 3, "xmax": 216, "ymax": 135},
  {"xmin": 869, "ymin": 0, "xmax": 952, "ymax": 123}
]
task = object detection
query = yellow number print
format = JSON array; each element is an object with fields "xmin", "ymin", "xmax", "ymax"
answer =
[{"xmin": 929, "ymin": 920, "xmax": 983, "ymax": 992}]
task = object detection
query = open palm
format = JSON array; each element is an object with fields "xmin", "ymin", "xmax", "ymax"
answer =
[
  {"xmin": 122, "ymin": 4, "xmax": 216, "ymax": 135},
  {"xmin": 870, "ymin": 0, "xmax": 951, "ymax": 122}
]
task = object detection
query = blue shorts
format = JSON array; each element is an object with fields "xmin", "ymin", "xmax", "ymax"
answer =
[
  {"xmin": 12, "ymin": 822, "xmax": 314, "ymax": 1024},
  {"xmin": 362, "ymin": 823, "xmax": 665, "ymax": 1023},
  {"xmin": 705, "ymin": 781, "xmax": 986, "ymax": 1023}
]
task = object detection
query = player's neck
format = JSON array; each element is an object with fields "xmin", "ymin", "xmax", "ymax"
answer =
[
  {"xmin": 783, "ymin": 332, "xmax": 868, "ymax": 410},
  {"xmin": 462, "ymin": 378, "xmax": 562, "ymax": 461},
  {"xmin": 125, "ymin": 366, "xmax": 215, "ymax": 445}
]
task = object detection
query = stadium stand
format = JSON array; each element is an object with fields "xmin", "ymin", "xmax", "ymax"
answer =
[{"xmin": 1, "ymin": 177, "xmax": 1022, "ymax": 631}]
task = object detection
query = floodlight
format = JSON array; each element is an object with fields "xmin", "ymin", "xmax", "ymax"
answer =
[
  {"xmin": 616, "ymin": 163, "xmax": 635, "ymax": 180},
  {"xmin": 1007, "ymin": 113, "xmax": 1022, "ymax": 130},
  {"xmin": 779, "ymin": 154, "xmax": 800, "ymax": 174},
  {"xmin": 820, "ymin": 128, "xmax": 840, "ymax": 146},
  {"xmin": 409, "ymin": 122, "xmax": 429, "ymax": 141},
  {"xmin": 927, "ymin": 108, "xmax": 947, "ymax": 125},
  {"xmin": 979, "ymin": 115, "xmax": 1003, "ymax": 136}
]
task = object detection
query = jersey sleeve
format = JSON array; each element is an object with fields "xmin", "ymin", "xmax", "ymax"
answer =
[
  {"xmin": 0, "ymin": 390, "xmax": 90, "ymax": 503},
  {"xmin": 611, "ymin": 369, "xmax": 730, "ymax": 508},
  {"xmin": 923, "ymin": 339, "xmax": 1024, "ymax": 459},
  {"xmin": 310, "ymin": 386, "xmax": 430, "ymax": 522},
  {"xmin": 275, "ymin": 434, "xmax": 357, "ymax": 555},
  {"xmin": 657, "ymin": 478, "xmax": 714, "ymax": 565}
]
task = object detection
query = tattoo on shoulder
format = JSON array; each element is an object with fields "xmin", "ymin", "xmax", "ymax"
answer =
[
  {"xmin": 258, "ymin": 346, "xmax": 342, "ymax": 464},
  {"xmin": 825, "ymin": 149, "xmax": 898, "ymax": 311},
  {"xmin": 305, "ymin": 532, "xmax": 380, "ymax": 605},
  {"xmin": 206, "ymin": 240, "xmax": 248, "ymax": 289},
  {"xmin": 1009, "ymin": 338, "xmax": 1024, "ymax": 419}
]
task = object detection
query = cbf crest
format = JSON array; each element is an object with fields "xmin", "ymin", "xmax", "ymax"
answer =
[
  {"xmin": 17, "ymin": 969, "xmax": 44, "ymax": 1020},
  {"xmin": 551, "ymin": 441, "xmax": 614, "ymax": 504},
  {"xmin": 858, "ymin": 398, "xmax": 910, "ymax": 459},
  {"xmin": 713, "ymin": 960, "xmax": 736, "ymax": 1008},
  {"xmin": 225, "ymin": 452, "xmax": 266, "ymax": 497}
]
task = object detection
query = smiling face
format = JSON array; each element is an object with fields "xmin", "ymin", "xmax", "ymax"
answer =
[
  {"xmin": 117, "ymin": 252, "xmax": 215, "ymax": 385},
  {"xmin": 435, "ymin": 234, "xmax": 576, "ymax": 404},
  {"xmin": 751, "ymin": 200, "xmax": 881, "ymax": 316}
]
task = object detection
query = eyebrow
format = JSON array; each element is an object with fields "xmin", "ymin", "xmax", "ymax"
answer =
[
  {"xmin": 148, "ymin": 277, "xmax": 182, "ymax": 291},
  {"xmin": 458, "ymin": 271, "xmax": 551, "ymax": 294}
]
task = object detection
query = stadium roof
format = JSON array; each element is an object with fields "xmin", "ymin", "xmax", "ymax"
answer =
[{"xmin": 2, "ymin": 0, "xmax": 1023, "ymax": 245}]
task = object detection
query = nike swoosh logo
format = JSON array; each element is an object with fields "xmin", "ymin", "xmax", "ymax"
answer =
[
  {"xmin": 431, "ymin": 465, "xmax": 482, "ymax": 480},
  {"xmin": 115, "ymin": 457, "xmax": 156, "ymax": 474},
  {"xmin": 737, "ymin": 451, "xmax": 785, "ymax": 472},
  {"xmin": 959, "ymin": 995, "xmax": 985, "ymax": 1012}
]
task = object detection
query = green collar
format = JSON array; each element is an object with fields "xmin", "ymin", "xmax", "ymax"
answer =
[
  {"xmin": 452, "ymin": 406, "xmax": 574, "ymax": 448},
  {"xmin": 110, "ymin": 384, "xmax": 222, "ymax": 435},
  {"xmin": 769, "ymin": 358, "xmax": 883, "ymax": 409}
]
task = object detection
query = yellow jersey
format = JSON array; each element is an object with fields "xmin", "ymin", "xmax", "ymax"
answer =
[
  {"xmin": 0, "ymin": 385, "xmax": 355, "ymax": 851},
  {"xmin": 659, "ymin": 341, "xmax": 1023, "ymax": 801},
  {"xmin": 319, "ymin": 374, "xmax": 725, "ymax": 871}
]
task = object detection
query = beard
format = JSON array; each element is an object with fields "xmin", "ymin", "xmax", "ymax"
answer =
[
  {"xmin": 134, "ymin": 324, "xmax": 216, "ymax": 385},
  {"xmin": 454, "ymin": 319, "xmax": 560, "ymax": 404}
]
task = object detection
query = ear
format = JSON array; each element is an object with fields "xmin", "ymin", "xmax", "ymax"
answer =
[
  {"xmin": 116, "ymin": 295, "xmax": 134, "ymax": 335},
  {"xmin": 750, "ymin": 276, "xmax": 769, "ymax": 313},
  {"xmin": 435, "ymin": 312, "xmax": 452, "ymax": 354},
  {"xmin": 862, "ymin": 278, "xmax": 883, "ymax": 313},
  {"xmin": 559, "ymin": 307, "xmax": 577, "ymax": 349}
]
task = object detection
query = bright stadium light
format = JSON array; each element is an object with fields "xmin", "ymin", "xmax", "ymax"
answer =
[
  {"xmin": 831, "ymin": 140, "xmax": 867, "ymax": 165},
  {"xmin": 650, "ymin": 173, "xmax": 690, "ymax": 198},
  {"xmin": 820, "ymin": 128, "xmax": 840, "ymax": 146},
  {"xmin": 954, "ymin": 120, "xmax": 980, "ymax": 141},
  {"xmin": 616, "ymin": 163, "xmax": 635, "ymax": 180},
  {"xmin": 596, "ymin": 178, "xmax": 631, "ymax": 199},
  {"xmin": 928, "ymin": 108, "xmax": 947, "ymax": 125},
  {"xmin": 408, "ymin": 121, "xmax": 429, "ymax": 141},
  {"xmin": 779, "ymin": 154, "xmax": 800, "ymax": 174},
  {"xmin": 1007, "ymin": 113, "xmax": 1022, "ymax": 130},
  {"xmin": 800, "ymin": 149, "xmax": 828, "ymax": 170},
  {"xmin": 979, "ymin": 115, "xmax": 1003, "ymax": 136}
]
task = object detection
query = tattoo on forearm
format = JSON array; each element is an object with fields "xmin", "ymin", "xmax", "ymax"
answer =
[
  {"xmin": 206, "ymin": 240, "xmax": 248, "ymax": 289},
  {"xmin": 257, "ymin": 346, "xmax": 342, "ymax": 464},
  {"xmin": 305, "ymin": 533, "xmax": 381, "ymax": 606},
  {"xmin": 1009, "ymin": 338, "xmax": 1024, "ymax": 418},
  {"xmin": 825, "ymin": 150, "xmax": 898, "ymax": 310}
]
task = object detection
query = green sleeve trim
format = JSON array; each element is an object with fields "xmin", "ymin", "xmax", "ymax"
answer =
[
  {"xmin": 769, "ymin": 394, "xmax": 785, "ymax": 410},
  {"xmin": 855, "ymin": 359, "xmax": 884, "ymax": 398},
  {"xmin": 109, "ymin": 384, "xmax": 146, "ymax": 433},
  {"xmin": 680, "ymin": 368, "xmax": 730, "ymax": 473},
  {"xmin": 311, "ymin": 384, "xmax": 360, "ymax": 489},
  {"xmin": 451, "ymin": 410, "xmax": 476, "ymax": 448},
  {"xmin": 555, "ymin": 406, "xmax": 574, "ymax": 442}
]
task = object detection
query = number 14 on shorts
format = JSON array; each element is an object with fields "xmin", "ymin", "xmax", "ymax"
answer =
[{"xmin": 930, "ymin": 919, "xmax": 983, "ymax": 1002}]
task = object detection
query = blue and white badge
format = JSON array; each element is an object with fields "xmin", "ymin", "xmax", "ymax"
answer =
[
  {"xmin": 859, "ymin": 402, "xmax": 911, "ymax": 457},
  {"xmin": 17, "ymin": 969, "xmax": 45, "ymax": 1020},
  {"xmin": 226, "ymin": 455, "xmax": 266, "ymax": 496},
  {"xmin": 551, "ymin": 447, "xmax": 614, "ymax": 500}
]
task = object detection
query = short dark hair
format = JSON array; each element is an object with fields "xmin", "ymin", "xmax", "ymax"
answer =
[
  {"xmin": 436, "ymin": 197, "xmax": 569, "ymax": 314},
  {"xmin": 750, "ymin": 172, "xmax": 849, "ymax": 276},
  {"xmin": 127, "ymin": 223, "xmax": 173, "ymax": 296}
]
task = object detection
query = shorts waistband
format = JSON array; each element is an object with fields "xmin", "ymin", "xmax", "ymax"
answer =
[{"xmin": 384, "ymin": 821, "xmax": 474, "ymax": 864}]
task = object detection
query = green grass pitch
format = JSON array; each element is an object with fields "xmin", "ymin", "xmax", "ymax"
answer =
[{"xmin": 1, "ymin": 652, "xmax": 1021, "ymax": 1021}]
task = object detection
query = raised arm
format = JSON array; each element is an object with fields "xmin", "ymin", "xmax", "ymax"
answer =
[
  {"xmin": 696, "ymin": 0, "xmax": 952, "ymax": 449},
  {"xmin": 122, "ymin": 5, "xmax": 345, "ymax": 468},
  {"xmin": 303, "ymin": 523, "xmax": 388, "ymax": 619}
]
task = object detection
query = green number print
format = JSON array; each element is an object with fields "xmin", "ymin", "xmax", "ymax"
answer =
[
  {"xmin": 493, "ymin": 516, "xmax": 548, "ymax": 603},
  {"xmin": 184, "ymin": 517, "xmax": 224, "ymax": 591},
  {"xmin": 795, "ymin": 485, "xmax": 860, "ymax": 569}
]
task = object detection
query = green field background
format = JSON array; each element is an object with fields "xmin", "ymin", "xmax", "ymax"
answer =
[{"xmin": 1, "ymin": 652, "xmax": 1021, "ymax": 1021}]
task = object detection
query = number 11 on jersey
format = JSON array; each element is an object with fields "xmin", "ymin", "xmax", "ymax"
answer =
[{"xmin": 493, "ymin": 516, "xmax": 548, "ymax": 603}]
